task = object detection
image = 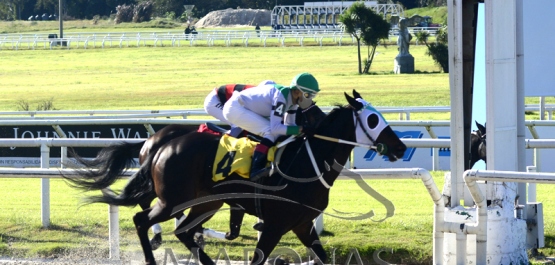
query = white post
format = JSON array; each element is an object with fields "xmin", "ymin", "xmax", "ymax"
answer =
[
  {"xmin": 534, "ymin": 97, "xmax": 545, "ymax": 172},
  {"xmin": 484, "ymin": 0, "xmax": 527, "ymax": 263},
  {"xmin": 40, "ymin": 143, "xmax": 50, "ymax": 228},
  {"xmin": 447, "ymin": 0, "xmax": 464, "ymax": 208},
  {"xmin": 109, "ymin": 205, "xmax": 120, "ymax": 260}
]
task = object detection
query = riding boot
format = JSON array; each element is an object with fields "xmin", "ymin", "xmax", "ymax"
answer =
[{"xmin": 250, "ymin": 139, "xmax": 273, "ymax": 181}]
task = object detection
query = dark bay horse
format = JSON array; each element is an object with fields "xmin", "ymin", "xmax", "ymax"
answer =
[
  {"xmin": 65, "ymin": 90, "xmax": 406, "ymax": 265},
  {"xmin": 66, "ymin": 103, "xmax": 327, "ymax": 249},
  {"xmin": 469, "ymin": 121, "xmax": 486, "ymax": 168}
]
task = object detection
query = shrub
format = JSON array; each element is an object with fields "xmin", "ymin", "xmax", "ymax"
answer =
[
  {"xmin": 425, "ymin": 26, "xmax": 449, "ymax": 72},
  {"xmin": 115, "ymin": 4, "xmax": 134, "ymax": 24},
  {"xmin": 426, "ymin": 42, "xmax": 449, "ymax": 72},
  {"xmin": 16, "ymin": 98, "xmax": 57, "ymax": 111},
  {"xmin": 92, "ymin": 15, "xmax": 100, "ymax": 25},
  {"xmin": 133, "ymin": 1, "xmax": 154, "ymax": 23}
]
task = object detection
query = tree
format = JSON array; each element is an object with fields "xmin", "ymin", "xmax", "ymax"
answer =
[
  {"xmin": 339, "ymin": 2, "xmax": 390, "ymax": 74},
  {"xmin": 424, "ymin": 27, "xmax": 449, "ymax": 73}
]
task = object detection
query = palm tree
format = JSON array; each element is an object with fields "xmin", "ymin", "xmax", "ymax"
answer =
[
  {"xmin": 339, "ymin": 2, "xmax": 390, "ymax": 74},
  {"xmin": 415, "ymin": 30, "xmax": 430, "ymax": 46}
]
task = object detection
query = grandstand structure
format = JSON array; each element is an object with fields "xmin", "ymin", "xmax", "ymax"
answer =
[{"xmin": 270, "ymin": 1, "xmax": 404, "ymax": 30}]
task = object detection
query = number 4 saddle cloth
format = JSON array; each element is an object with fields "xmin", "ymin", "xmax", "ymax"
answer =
[{"xmin": 212, "ymin": 134, "xmax": 277, "ymax": 182}]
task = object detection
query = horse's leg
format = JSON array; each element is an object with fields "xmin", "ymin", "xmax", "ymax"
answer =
[
  {"xmin": 225, "ymin": 208, "xmax": 245, "ymax": 240},
  {"xmin": 251, "ymin": 225, "xmax": 285, "ymax": 265},
  {"xmin": 142, "ymin": 201, "xmax": 186, "ymax": 250},
  {"xmin": 292, "ymin": 222, "xmax": 327, "ymax": 264},
  {"xmin": 138, "ymin": 196, "xmax": 166, "ymax": 251},
  {"xmin": 174, "ymin": 201, "xmax": 223, "ymax": 265},
  {"xmin": 134, "ymin": 200, "xmax": 176, "ymax": 265}
]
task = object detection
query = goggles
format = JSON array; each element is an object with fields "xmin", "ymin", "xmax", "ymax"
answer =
[
  {"xmin": 302, "ymin": 91, "xmax": 316, "ymax": 100},
  {"xmin": 296, "ymin": 86, "xmax": 317, "ymax": 100}
]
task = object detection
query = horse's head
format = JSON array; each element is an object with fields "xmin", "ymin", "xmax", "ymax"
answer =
[
  {"xmin": 469, "ymin": 121, "xmax": 487, "ymax": 168},
  {"xmin": 345, "ymin": 90, "xmax": 406, "ymax": 162}
]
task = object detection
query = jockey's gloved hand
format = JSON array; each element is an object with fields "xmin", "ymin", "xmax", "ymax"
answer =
[{"xmin": 301, "ymin": 125, "xmax": 316, "ymax": 137}]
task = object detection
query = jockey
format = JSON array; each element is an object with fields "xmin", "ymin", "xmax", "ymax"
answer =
[
  {"xmin": 204, "ymin": 80, "xmax": 276, "ymax": 137},
  {"xmin": 222, "ymin": 72, "xmax": 320, "ymax": 181}
]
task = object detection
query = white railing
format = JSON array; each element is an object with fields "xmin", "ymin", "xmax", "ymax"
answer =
[
  {"xmin": 0, "ymin": 26, "xmax": 444, "ymax": 50},
  {"xmin": 0, "ymin": 104, "xmax": 553, "ymax": 120},
  {"xmin": 0, "ymin": 30, "xmax": 357, "ymax": 50}
]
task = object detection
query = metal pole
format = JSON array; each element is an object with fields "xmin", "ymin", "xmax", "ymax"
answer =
[
  {"xmin": 109, "ymin": 205, "xmax": 120, "ymax": 260},
  {"xmin": 40, "ymin": 144, "xmax": 50, "ymax": 228},
  {"xmin": 59, "ymin": 0, "xmax": 63, "ymax": 38}
]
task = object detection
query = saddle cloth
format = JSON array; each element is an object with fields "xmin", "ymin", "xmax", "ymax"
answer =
[{"xmin": 212, "ymin": 134, "xmax": 277, "ymax": 182}]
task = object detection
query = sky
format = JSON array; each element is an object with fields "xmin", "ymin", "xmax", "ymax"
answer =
[{"xmin": 471, "ymin": 3, "xmax": 486, "ymax": 169}]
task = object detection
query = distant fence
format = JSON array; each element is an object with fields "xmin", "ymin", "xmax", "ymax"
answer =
[
  {"xmin": 0, "ymin": 27, "xmax": 439, "ymax": 50},
  {"xmin": 0, "ymin": 29, "xmax": 354, "ymax": 50}
]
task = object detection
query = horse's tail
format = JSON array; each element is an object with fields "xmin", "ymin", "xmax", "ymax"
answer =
[
  {"xmin": 64, "ymin": 140, "xmax": 145, "ymax": 191},
  {"xmin": 82, "ymin": 152, "xmax": 156, "ymax": 206}
]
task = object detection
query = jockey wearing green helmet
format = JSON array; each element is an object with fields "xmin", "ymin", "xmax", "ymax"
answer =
[
  {"xmin": 290, "ymin": 72, "xmax": 320, "ymax": 109},
  {"xmin": 222, "ymin": 72, "xmax": 321, "ymax": 181}
]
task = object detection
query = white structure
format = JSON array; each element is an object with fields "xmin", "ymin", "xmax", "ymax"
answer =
[
  {"xmin": 445, "ymin": 0, "xmax": 555, "ymax": 264},
  {"xmin": 270, "ymin": 1, "xmax": 403, "ymax": 29}
]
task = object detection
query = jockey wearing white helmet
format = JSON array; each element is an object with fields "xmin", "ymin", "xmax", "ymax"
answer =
[{"xmin": 222, "ymin": 72, "xmax": 320, "ymax": 181}]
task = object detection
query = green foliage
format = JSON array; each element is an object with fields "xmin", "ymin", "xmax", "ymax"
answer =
[
  {"xmin": 426, "ymin": 42, "xmax": 448, "ymax": 73},
  {"xmin": 16, "ymin": 98, "xmax": 57, "ymax": 111},
  {"xmin": 404, "ymin": 6, "xmax": 448, "ymax": 26},
  {"xmin": 132, "ymin": 1, "xmax": 153, "ymax": 23},
  {"xmin": 435, "ymin": 26, "xmax": 448, "ymax": 43},
  {"xmin": 339, "ymin": 2, "xmax": 390, "ymax": 74},
  {"xmin": 92, "ymin": 15, "xmax": 100, "ymax": 25},
  {"xmin": 114, "ymin": 1, "xmax": 153, "ymax": 24},
  {"xmin": 415, "ymin": 30, "xmax": 430, "ymax": 45},
  {"xmin": 424, "ymin": 26, "xmax": 448, "ymax": 72},
  {"xmin": 114, "ymin": 4, "xmax": 133, "ymax": 24},
  {"xmin": 164, "ymin": 11, "xmax": 175, "ymax": 20}
]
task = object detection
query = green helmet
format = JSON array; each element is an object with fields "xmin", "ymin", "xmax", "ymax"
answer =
[{"xmin": 290, "ymin": 72, "xmax": 320, "ymax": 94}]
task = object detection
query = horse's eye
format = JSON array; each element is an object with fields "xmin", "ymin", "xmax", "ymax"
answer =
[{"xmin": 367, "ymin": 113, "xmax": 379, "ymax": 129}]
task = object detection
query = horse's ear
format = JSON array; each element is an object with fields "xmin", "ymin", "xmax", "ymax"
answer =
[
  {"xmin": 345, "ymin": 92, "xmax": 363, "ymax": 111},
  {"xmin": 475, "ymin": 120, "xmax": 486, "ymax": 134},
  {"xmin": 352, "ymin": 89, "xmax": 362, "ymax": 99}
]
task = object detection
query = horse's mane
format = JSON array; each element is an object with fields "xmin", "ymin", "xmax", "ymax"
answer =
[{"xmin": 314, "ymin": 104, "xmax": 351, "ymax": 130}]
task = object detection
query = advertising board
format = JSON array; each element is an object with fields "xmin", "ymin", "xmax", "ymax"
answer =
[{"xmin": 1, "ymin": 123, "xmax": 554, "ymax": 172}]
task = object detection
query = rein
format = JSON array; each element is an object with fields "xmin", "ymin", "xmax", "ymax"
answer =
[{"xmin": 272, "ymin": 109, "xmax": 386, "ymax": 189}]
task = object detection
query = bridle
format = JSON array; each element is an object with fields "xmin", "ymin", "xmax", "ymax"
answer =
[
  {"xmin": 352, "ymin": 107, "xmax": 388, "ymax": 154},
  {"xmin": 273, "ymin": 107, "xmax": 388, "ymax": 189}
]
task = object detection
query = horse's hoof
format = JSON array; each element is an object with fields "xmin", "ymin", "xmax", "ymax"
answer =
[
  {"xmin": 150, "ymin": 233, "xmax": 162, "ymax": 251},
  {"xmin": 225, "ymin": 231, "xmax": 239, "ymax": 240},
  {"xmin": 269, "ymin": 258, "xmax": 289, "ymax": 265},
  {"xmin": 253, "ymin": 222, "xmax": 264, "ymax": 231}
]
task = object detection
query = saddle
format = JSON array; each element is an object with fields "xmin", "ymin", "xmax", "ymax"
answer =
[
  {"xmin": 211, "ymin": 134, "xmax": 277, "ymax": 182},
  {"xmin": 205, "ymin": 122, "xmax": 228, "ymax": 135}
]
